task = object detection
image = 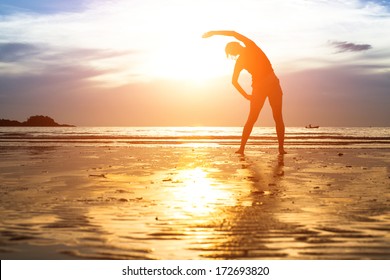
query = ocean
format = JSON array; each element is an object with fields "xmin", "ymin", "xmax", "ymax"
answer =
[{"xmin": 0, "ymin": 126, "xmax": 389, "ymax": 149}]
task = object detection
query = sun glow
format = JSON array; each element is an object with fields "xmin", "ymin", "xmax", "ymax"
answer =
[
  {"xmin": 148, "ymin": 36, "xmax": 231, "ymax": 83},
  {"xmin": 59, "ymin": 0, "xmax": 240, "ymax": 86},
  {"xmin": 170, "ymin": 168, "xmax": 232, "ymax": 217}
]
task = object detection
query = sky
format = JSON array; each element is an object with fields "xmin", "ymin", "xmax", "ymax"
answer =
[{"xmin": 0, "ymin": 0, "xmax": 389, "ymax": 126}]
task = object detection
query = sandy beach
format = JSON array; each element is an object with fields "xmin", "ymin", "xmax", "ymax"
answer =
[{"xmin": 0, "ymin": 144, "xmax": 389, "ymax": 259}]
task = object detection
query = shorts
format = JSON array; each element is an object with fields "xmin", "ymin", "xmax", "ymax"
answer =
[{"xmin": 252, "ymin": 73, "xmax": 282, "ymax": 98}]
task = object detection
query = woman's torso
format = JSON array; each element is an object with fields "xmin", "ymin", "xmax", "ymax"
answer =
[{"xmin": 237, "ymin": 45, "xmax": 275, "ymax": 87}]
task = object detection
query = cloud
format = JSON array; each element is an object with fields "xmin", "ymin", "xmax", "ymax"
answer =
[
  {"xmin": 0, "ymin": 0, "xmax": 389, "ymax": 126},
  {"xmin": 330, "ymin": 41, "xmax": 373, "ymax": 53},
  {"xmin": 360, "ymin": 0, "xmax": 390, "ymax": 11},
  {"xmin": 0, "ymin": 65, "xmax": 108, "ymax": 95},
  {"xmin": 281, "ymin": 64, "xmax": 390, "ymax": 126},
  {"xmin": 0, "ymin": 43, "xmax": 41, "ymax": 62},
  {"xmin": 0, "ymin": 0, "xmax": 88, "ymax": 15},
  {"xmin": 0, "ymin": 41, "xmax": 138, "ymax": 87}
]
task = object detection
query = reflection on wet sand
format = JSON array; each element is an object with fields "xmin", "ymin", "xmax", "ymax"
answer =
[
  {"xmin": 185, "ymin": 154, "xmax": 299, "ymax": 259},
  {"xmin": 0, "ymin": 146, "xmax": 389, "ymax": 259}
]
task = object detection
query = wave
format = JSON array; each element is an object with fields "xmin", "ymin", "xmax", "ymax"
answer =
[{"xmin": 1, "ymin": 127, "xmax": 389, "ymax": 148}]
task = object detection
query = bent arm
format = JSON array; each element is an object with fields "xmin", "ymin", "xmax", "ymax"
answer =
[
  {"xmin": 202, "ymin": 30, "xmax": 255, "ymax": 47},
  {"xmin": 232, "ymin": 64, "xmax": 250, "ymax": 100}
]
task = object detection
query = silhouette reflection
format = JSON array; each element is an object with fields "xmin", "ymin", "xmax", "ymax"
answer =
[
  {"xmin": 191, "ymin": 154, "xmax": 291, "ymax": 259},
  {"xmin": 145, "ymin": 150, "xmax": 297, "ymax": 259}
]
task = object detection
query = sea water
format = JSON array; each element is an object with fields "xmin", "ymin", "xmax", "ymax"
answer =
[{"xmin": 0, "ymin": 126, "xmax": 389, "ymax": 148}]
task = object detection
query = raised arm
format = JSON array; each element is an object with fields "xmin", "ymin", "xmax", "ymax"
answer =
[{"xmin": 202, "ymin": 30, "xmax": 255, "ymax": 47}]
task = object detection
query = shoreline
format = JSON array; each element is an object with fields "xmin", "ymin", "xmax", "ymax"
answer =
[{"xmin": 1, "ymin": 126, "xmax": 389, "ymax": 150}]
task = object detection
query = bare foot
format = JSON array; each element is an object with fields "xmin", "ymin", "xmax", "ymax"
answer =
[
  {"xmin": 235, "ymin": 149, "xmax": 244, "ymax": 155},
  {"xmin": 279, "ymin": 148, "xmax": 287, "ymax": 155}
]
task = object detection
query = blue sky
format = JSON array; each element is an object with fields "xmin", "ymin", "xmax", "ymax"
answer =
[
  {"xmin": 0, "ymin": 0, "xmax": 389, "ymax": 126},
  {"xmin": 0, "ymin": 0, "xmax": 88, "ymax": 14}
]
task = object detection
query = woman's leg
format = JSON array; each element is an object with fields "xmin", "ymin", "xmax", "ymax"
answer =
[
  {"xmin": 268, "ymin": 82, "xmax": 286, "ymax": 154},
  {"xmin": 236, "ymin": 95, "xmax": 267, "ymax": 154}
]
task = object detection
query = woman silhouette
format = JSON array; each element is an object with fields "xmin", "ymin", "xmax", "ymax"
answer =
[{"xmin": 203, "ymin": 30, "xmax": 286, "ymax": 155}]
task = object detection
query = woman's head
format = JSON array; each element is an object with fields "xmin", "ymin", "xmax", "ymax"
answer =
[{"xmin": 225, "ymin": 41, "xmax": 243, "ymax": 58}]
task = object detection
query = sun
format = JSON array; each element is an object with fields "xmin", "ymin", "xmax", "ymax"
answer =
[
  {"xmin": 148, "ymin": 35, "xmax": 231, "ymax": 83},
  {"xmin": 85, "ymin": 1, "xmax": 238, "ymax": 86}
]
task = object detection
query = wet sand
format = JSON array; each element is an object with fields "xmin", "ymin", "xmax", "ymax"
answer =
[{"xmin": 0, "ymin": 145, "xmax": 389, "ymax": 259}]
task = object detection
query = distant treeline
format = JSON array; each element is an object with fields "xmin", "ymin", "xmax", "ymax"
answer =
[{"xmin": 0, "ymin": 115, "xmax": 74, "ymax": 127}]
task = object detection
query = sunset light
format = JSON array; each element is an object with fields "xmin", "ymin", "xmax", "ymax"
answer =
[
  {"xmin": 1, "ymin": 0, "xmax": 389, "ymax": 126},
  {"xmin": 1, "ymin": 1, "xmax": 390, "ymax": 271},
  {"xmin": 149, "ymin": 37, "xmax": 231, "ymax": 83},
  {"xmin": 169, "ymin": 167, "xmax": 232, "ymax": 217}
]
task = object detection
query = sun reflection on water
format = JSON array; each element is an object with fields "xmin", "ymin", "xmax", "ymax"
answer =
[{"xmin": 169, "ymin": 167, "xmax": 233, "ymax": 219}]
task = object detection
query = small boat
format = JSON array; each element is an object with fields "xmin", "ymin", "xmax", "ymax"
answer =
[{"xmin": 305, "ymin": 124, "xmax": 319, "ymax": 129}]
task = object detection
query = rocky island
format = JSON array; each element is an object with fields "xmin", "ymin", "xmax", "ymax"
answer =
[{"xmin": 0, "ymin": 115, "xmax": 74, "ymax": 127}]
